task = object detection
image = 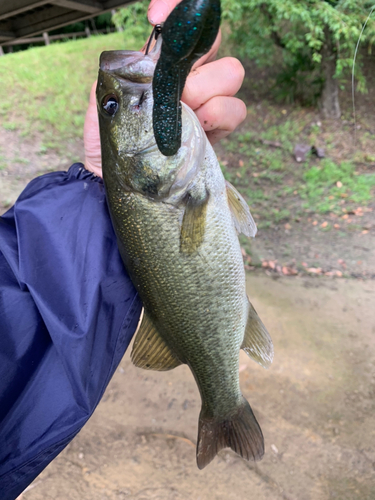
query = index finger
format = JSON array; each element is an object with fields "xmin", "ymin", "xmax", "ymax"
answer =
[
  {"xmin": 147, "ymin": 0, "xmax": 220, "ymax": 66},
  {"xmin": 148, "ymin": 0, "xmax": 180, "ymax": 25}
]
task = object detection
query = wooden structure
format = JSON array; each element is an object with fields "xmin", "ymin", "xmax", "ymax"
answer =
[{"xmin": 0, "ymin": 0, "xmax": 133, "ymax": 46}]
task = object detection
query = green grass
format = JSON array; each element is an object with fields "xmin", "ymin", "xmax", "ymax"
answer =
[
  {"xmin": 220, "ymin": 104, "xmax": 375, "ymax": 227},
  {"xmin": 301, "ymin": 159, "xmax": 375, "ymax": 214},
  {"xmin": 0, "ymin": 28, "xmax": 148, "ymax": 152}
]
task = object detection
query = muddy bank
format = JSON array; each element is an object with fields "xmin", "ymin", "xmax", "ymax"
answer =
[{"xmin": 21, "ymin": 275, "xmax": 375, "ymax": 500}]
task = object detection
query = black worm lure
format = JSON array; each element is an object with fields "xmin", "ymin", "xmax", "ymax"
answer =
[{"xmin": 152, "ymin": 0, "xmax": 221, "ymax": 156}]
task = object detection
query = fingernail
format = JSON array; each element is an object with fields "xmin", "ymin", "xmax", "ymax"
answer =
[{"xmin": 148, "ymin": 0, "xmax": 170, "ymax": 24}]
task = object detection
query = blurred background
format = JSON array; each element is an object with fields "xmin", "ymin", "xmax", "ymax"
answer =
[{"xmin": 1, "ymin": 1, "xmax": 374, "ymax": 499}]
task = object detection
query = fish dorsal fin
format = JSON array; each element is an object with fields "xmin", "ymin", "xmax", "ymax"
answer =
[
  {"xmin": 131, "ymin": 310, "xmax": 182, "ymax": 371},
  {"xmin": 241, "ymin": 300, "xmax": 274, "ymax": 369},
  {"xmin": 180, "ymin": 191, "xmax": 209, "ymax": 254},
  {"xmin": 225, "ymin": 181, "xmax": 257, "ymax": 237}
]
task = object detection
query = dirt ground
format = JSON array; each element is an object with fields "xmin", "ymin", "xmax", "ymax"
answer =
[
  {"xmin": 19, "ymin": 275, "xmax": 375, "ymax": 500},
  {"xmin": 1, "ymin": 130, "xmax": 374, "ymax": 500}
]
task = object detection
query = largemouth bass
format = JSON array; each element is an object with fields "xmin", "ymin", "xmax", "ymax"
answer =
[{"xmin": 97, "ymin": 39, "xmax": 273, "ymax": 469}]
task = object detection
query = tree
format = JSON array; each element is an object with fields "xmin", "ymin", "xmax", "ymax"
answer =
[{"xmin": 222, "ymin": 0, "xmax": 375, "ymax": 119}]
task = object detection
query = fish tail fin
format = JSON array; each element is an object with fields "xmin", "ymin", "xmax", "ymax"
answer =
[{"xmin": 196, "ymin": 397, "xmax": 264, "ymax": 470}]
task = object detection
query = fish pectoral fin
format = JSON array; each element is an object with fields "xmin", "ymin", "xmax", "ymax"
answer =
[
  {"xmin": 225, "ymin": 180, "xmax": 257, "ymax": 237},
  {"xmin": 180, "ymin": 190, "xmax": 209, "ymax": 254},
  {"xmin": 131, "ymin": 310, "xmax": 182, "ymax": 371},
  {"xmin": 241, "ymin": 299, "xmax": 274, "ymax": 369}
]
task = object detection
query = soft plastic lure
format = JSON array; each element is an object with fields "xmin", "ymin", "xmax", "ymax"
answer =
[{"xmin": 152, "ymin": 0, "xmax": 221, "ymax": 156}]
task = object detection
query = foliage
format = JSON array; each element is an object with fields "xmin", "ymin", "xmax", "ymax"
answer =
[
  {"xmin": 222, "ymin": 0, "xmax": 375, "ymax": 103},
  {"xmin": 112, "ymin": 0, "xmax": 151, "ymax": 40}
]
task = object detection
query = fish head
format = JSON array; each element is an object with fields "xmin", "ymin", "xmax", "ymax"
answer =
[
  {"xmin": 97, "ymin": 46, "xmax": 159, "ymax": 157},
  {"xmin": 97, "ymin": 38, "xmax": 207, "ymax": 201}
]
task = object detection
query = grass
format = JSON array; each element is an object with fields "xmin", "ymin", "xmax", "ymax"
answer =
[
  {"xmin": 301, "ymin": 159, "xmax": 375, "ymax": 213},
  {"xmin": 220, "ymin": 101, "xmax": 375, "ymax": 229},
  {"xmin": 0, "ymin": 28, "xmax": 148, "ymax": 152}
]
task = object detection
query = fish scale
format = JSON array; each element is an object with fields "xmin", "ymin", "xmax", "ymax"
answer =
[{"xmin": 106, "ymin": 161, "xmax": 246, "ymax": 414}]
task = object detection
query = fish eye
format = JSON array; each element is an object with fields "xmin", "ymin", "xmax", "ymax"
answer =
[{"xmin": 102, "ymin": 94, "xmax": 118, "ymax": 116}]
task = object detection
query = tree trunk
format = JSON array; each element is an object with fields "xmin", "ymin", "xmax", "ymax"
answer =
[{"xmin": 320, "ymin": 27, "xmax": 341, "ymax": 120}]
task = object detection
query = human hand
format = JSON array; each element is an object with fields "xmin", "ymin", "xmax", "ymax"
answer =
[{"xmin": 84, "ymin": 0, "xmax": 246, "ymax": 176}]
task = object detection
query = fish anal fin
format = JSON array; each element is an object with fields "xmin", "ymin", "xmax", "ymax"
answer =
[
  {"xmin": 131, "ymin": 310, "xmax": 182, "ymax": 371},
  {"xmin": 225, "ymin": 180, "xmax": 257, "ymax": 237},
  {"xmin": 196, "ymin": 397, "xmax": 264, "ymax": 470},
  {"xmin": 241, "ymin": 299, "xmax": 274, "ymax": 369},
  {"xmin": 180, "ymin": 190, "xmax": 209, "ymax": 254}
]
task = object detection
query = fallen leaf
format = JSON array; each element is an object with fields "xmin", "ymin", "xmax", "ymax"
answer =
[
  {"xmin": 336, "ymin": 181, "xmax": 343, "ymax": 188},
  {"xmin": 282, "ymin": 266, "xmax": 298, "ymax": 275},
  {"xmin": 236, "ymin": 172, "xmax": 242, "ymax": 178},
  {"xmin": 302, "ymin": 262, "xmax": 308, "ymax": 267},
  {"xmin": 307, "ymin": 267, "xmax": 322, "ymax": 274},
  {"xmin": 239, "ymin": 160, "xmax": 244, "ymax": 167},
  {"xmin": 262, "ymin": 261, "xmax": 268, "ymax": 268},
  {"xmin": 362, "ymin": 230, "xmax": 369, "ymax": 235},
  {"xmin": 335, "ymin": 270, "xmax": 343, "ymax": 277},
  {"xmin": 321, "ymin": 221, "xmax": 328, "ymax": 228},
  {"xmin": 284, "ymin": 223, "xmax": 291, "ymax": 230},
  {"xmin": 312, "ymin": 220, "xmax": 318, "ymax": 226},
  {"xmin": 338, "ymin": 259, "xmax": 346, "ymax": 269},
  {"xmin": 334, "ymin": 224, "xmax": 340, "ymax": 229},
  {"xmin": 342, "ymin": 214, "xmax": 349, "ymax": 220}
]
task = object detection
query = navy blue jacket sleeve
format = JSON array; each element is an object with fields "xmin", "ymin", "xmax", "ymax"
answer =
[{"xmin": 0, "ymin": 163, "xmax": 143, "ymax": 500}]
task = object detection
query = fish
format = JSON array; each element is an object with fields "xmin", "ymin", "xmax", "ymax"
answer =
[{"xmin": 96, "ymin": 38, "xmax": 273, "ymax": 469}]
